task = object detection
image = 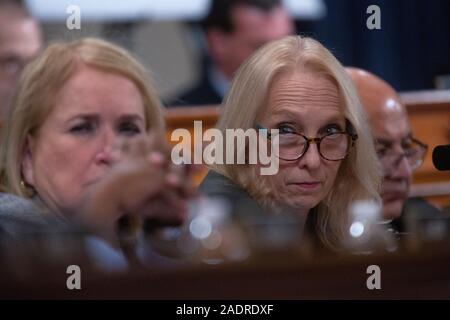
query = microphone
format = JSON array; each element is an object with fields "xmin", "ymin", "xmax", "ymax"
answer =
[{"xmin": 432, "ymin": 145, "xmax": 450, "ymax": 171}]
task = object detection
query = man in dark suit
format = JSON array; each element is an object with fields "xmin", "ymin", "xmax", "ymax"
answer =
[
  {"xmin": 347, "ymin": 68, "xmax": 441, "ymax": 232},
  {"xmin": 170, "ymin": 0, "xmax": 294, "ymax": 107}
]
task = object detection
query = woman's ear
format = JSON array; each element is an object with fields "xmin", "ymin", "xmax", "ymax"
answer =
[{"xmin": 21, "ymin": 135, "xmax": 35, "ymax": 187}]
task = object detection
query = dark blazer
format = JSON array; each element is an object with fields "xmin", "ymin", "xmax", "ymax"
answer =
[
  {"xmin": 167, "ymin": 71, "xmax": 223, "ymax": 107},
  {"xmin": 390, "ymin": 197, "xmax": 443, "ymax": 233},
  {"xmin": 198, "ymin": 170, "xmax": 277, "ymax": 220},
  {"xmin": 198, "ymin": 170, "xmax": 324, "ymax": 252}
]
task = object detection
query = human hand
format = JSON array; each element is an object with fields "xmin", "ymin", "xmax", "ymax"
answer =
[{"xmin": 78, "ymin": 132, "xmax": 195, "ymax": 243}]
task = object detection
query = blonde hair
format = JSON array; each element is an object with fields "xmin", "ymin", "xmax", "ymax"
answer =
[
  {"xmin": 0, "ymin": 37, "xmax": 165, "ymax": 198},
  {"xmin": 211, "ymin": 35, "xmax": 381, "ymax": 250}
]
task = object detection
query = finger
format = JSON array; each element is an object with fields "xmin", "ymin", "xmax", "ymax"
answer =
[
  {"xmin": 110, "ymin": 137, "xmax": 130, "ymax": 163},
  {"xmin": 166, "ymin": 164, "xmax": 197, "ymax": 198},
  {"xmin": 140, "ymin": 196, "xmax": 186, "ymax": 231},
  {"xmin": 147, "ymin": 151, "xmax": 166, "ymax": 166}
]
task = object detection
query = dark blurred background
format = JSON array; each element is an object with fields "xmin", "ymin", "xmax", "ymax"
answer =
[
  {"xmin": 26, "ymin": 0, "xmax": 450, "ymax": 99},
  {"xmin": 303, "ymin": 0, "xmax": 450, "ymax": 91}
]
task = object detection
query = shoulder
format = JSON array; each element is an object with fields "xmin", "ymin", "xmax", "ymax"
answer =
[
  {"xmin": 390, "ymin": 197, "xmax": 442, "ymax": 233},
  {"xmin": 0, "ymin": 193, "xmax": 44, "ymax": 218},
  {"xmin": 0, "ymin": 193, "xmax": 48, "ymax": 235},
  {"xmin": 199, "ymin": 171, "xmax": 249, "ymax": 200},
  {"xmin": 198, "ymin": 171, "xmax": 266, "ymax": 218},
  {"xmin": 0, "ymin": 193, "xmax": 71, "ymax": 236},
  {"xmin": 403, "ymin": 197, "xmax": 442, "ymax": 217},
  {"xmin": 167, "ymin": 75, "xmax": 222, "ymax": 107}
]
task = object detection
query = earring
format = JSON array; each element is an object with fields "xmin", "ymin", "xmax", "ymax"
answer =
[{"xmin": 20, "ymin": 179, "xmax": 35, "ymax": 197}]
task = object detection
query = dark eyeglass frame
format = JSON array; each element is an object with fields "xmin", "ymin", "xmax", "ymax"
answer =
[
  {"xmin": 256, "ymin": 124, "xmax": 358, "ymax": 161},
  {"xmin": 376, "ymin": 137, "xmax": 428, "ymax": 171}
]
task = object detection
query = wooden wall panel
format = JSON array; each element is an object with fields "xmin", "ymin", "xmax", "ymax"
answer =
[{"xmin": 165, "ymin": 90, "xmax": 450, "ymax": 207}]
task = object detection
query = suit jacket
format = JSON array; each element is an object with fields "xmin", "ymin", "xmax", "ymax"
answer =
[
  {"xmin": 167, "ymin": 70, "xmax": 223, "ymax": 107},
  {"xmin": 390, "ymin": 197, "xmax": 443, "ymax": 233},
  {"xmin": 198, "ymin": 170, "xmax": 325, "ymax": 252}
]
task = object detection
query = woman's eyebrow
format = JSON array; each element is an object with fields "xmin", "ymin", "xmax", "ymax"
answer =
[
  {"xmin": 65, "ymin": 114, "xmax": 98, "ymax": 123},
  {"xmin": 270, "ymin": 109, "xmax": 300, "ymax": 121},
  {"xmin": 117, "ymin": 114, "xmax": 145, "ymax": 124},
  {"xmin": 318, "ymin": 114, "xmax": 345, "ymax": 126}
]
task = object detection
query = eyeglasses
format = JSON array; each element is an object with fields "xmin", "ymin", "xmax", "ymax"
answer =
[
  {"xmin": 256, "ymin": 124, "xmax": 358, "ymax": 161},
  {"xmin": 376, "ymin": 137, "xmax": 428, "ymax": 173}
]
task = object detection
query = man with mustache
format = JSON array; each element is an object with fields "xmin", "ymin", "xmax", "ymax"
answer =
[{"xmin": 347, "ymin": 67, "xmax": 440, "ymax": 232}]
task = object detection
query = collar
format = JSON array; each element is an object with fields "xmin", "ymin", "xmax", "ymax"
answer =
[{"xmin": 207, "ymin": 64, "xmax": 230, "ymax": 99}]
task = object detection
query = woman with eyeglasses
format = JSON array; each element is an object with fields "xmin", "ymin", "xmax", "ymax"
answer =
[{"xmin": 199, "ymin": 36, "xmax": 382, "ymax": 251}]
